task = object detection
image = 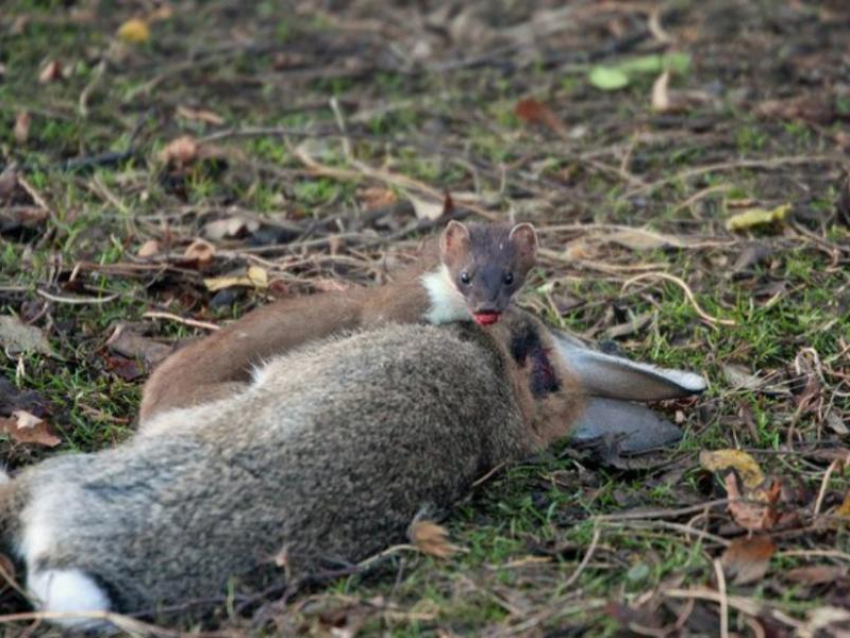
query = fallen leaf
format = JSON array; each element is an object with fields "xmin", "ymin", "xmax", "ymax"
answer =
[
  {"xmin": 117, "ymin": 18, "xmax": 150, "ymax": 44},
  {"xmin": 826, "ymin": 411, "xmax": 849, "ymax": 436},
  {"xmin": 183, "ymin": 238, "xmax": 215, "ymax": 265},
  {"xmin": 14, "ymin": 111, "xmax": 30, "ymax": 144},
  {"xmin": 725, "ymin": 473, "xmax": 782, "ymax": 532},
  {"xmin": 720, "ymin": 535, "xmax": 775, "ymax": 585},
  {"xmin": 730, "ymin": 242, "xmax": 773, "ymax": 276},
  {"xmin": 756, "ymin": 96, "xmax": 838, "ymax": 126},
  {"xmin": 148, "ymin": 5, "xmax": 174, "ymax": 21},
  {"xmin": 699, "ymin": 449, "xmax": 766, "ymax": 490},
  {"xmin": 409, "ymin": 193, "xmax": 449, "ymax": 221},
  {"xmin": 12, "ymin": 409, "xmax": 42, "ymax": 429},
  {"xmin": 786, "ymin": 565, "xmax": 847, "ymax": 585},
  {"xmin": 359, "ymin": 186, "xmax": 397, "ymax": 210},
  {"xmin": 619, "ymin": 52, "xmax": 692, "ymax": 75},
  {"xmin": 408, "ymin": 520, "xmax": 464, "ymax": 558},
  {"xmin": 0, "ymin": 377, "xmax": 47, "ymax": 418},
  {"xmin": 515, "ymin": 98, "xmax": 570, "ymax": 139},
  {"xmin": 0, "ymin": 410, "xmax": 61, "ymax": 447},
  {"xmin": 802, "ymin": 607, "xmax": 850, "ymax": 636},
  {"xmin": 725, "ymin": 204, "xmax": 791, "ymax": 232},
  {"xmin": 137, "ymin": 239, "xmax": 160, "ymax": 258},
  {"xmin": 38, "ymin": 60, "xmax": 63, "ymax": 84},
  {"xmin": 159, "ymin": 135, "xmax": 199, "ymax": 167},
  {"xmin": 605, "ymin": 228, "xmax": 687, "ymax": 251},
  {"xmin": 835, "ymin": 494, "xmax": 850, "ymax": 518},
  {"xmin": 651, "ymin": 71, "xmax": 671, "ymax": 112},
  {"xmin": 247, "ymin": 266, "xmax": 268, "ymax": 287},
  {"xmin": 204, "ymin": 266, "xmax": 269, "ymax": 292},
  {"xmin": 588, "ymin": 66, "xmax": 629, "ymax": 91},
  {"xmin": 0, "ymin": 316, "xmax": 55, "ymax": 356},
  {"xmin": 601, "ymin": 311, "xmax": 655, "ymax": 340},
  {"xmin": 106, "ymin": 323, "xmax": 171, "ymax": 369},
  {"xmin": 0, "ymin": 166, "xmax": 17, "ymax": 201},
  {"xmin": 176, "ymin": 105, "xmax": 224, "ymax": 126},
  {"xmin": 721, "ymin": 364, "xmax": 790, "ymax": 397},
  {"xmin": 105, "ymin": 355, "xmax": 144, "ymax": 381},
  {"xmin": 1, "ymin": 208, "xmax": 50, "ymax": 235},
  {"xmin": 589, "ymin": 53, "xmax": 691, "ymax": 92},
  {"xmin": 203, "ymin": 217, "xmax": 260, "ymax": 241}
]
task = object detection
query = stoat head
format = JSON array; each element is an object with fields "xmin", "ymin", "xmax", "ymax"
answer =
[{"xmin": 439, "ymin": 221, "xmax": 538, "ymax": 325}]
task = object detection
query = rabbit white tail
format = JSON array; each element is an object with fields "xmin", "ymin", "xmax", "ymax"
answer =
[{"xmin": 28, "ymin": 568, "xmax": 111, "ymax": 630}]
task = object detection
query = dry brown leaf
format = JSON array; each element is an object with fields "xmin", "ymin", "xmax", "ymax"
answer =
[
  {"xmin": 0, "ymin": 410, "xmax": 61, "ymax": 447},
  {"xmin": 409, "ymin": 194, "xmax": 447, "ymax": 221},
  {"xmin": 204, "ymin": 266, "xmax": 268, "ymax": 292},
  {"xmin": 725, "ymin": 474, "xmax": 781, "ymax": 532},
  {"xmin": 183, "ymin": 238, "xmax": 216, "ymax": 265},
  {"xmin": 720, "ymin": 535, "xmax": 775, "ymax": 585},
  {"xmin": 408, "ymin": 520, "xmax": 464, "ymax": 559},
  {"xmin": 756, "ymin": 96, "xmax": 838, "ymax": 126},
  {"xmin": 14, "ymin": 111, "xmax": 30, "ymax": 144},
  {"xmin": 359, "ymin": 186, "xmax": 397, "ymax": 210},
  {"xmin": 117, "ymin": 18, "xmax": 150, "ymax": 44},
  {"xmin": 835, "ymin": 494, "xmax": 850, "ymax": 518},
  {"xmin": 786, "ymin": 565, "xmax": 847, "ymax": 585},
  {"xmin": 605, "ymin": 228, "xmax": 686, "ymax": 251},
  {"xmin": 137, "ymin": 239, "xmax": 160, "ymax": 258},
  {"xmin": 159, "ymin": 135, "xmax": 199, "ymax": 167},
  {"xmin": 725, "ymin": 204, "xmax": 791, "ymax": 232},
  {"xmin": 0, "ymin": 315, "xmax": 55, "ymax": 356},
  {"xmin": 826, "ymin": 412, "xmax": 849, "ymax": 436},
  {"xmin": 106, "ymin": 324, "xmax": 171, "ymax": 369},
  {"xmin": 699, "ymin": 449, "xmax": 766, "ymax": 490},
  {"xmin": 203, "ymin": 217, "xmax": 260, "ymax": 241},
  {"xmin": 651, "ymin": 70, "xmax": 671, "ymax": 112},
  {"xmin": 176, "ymin": 105, "xmax": 224, "ymax": 126},
  {"xmin": 721, "ymin": 364, "xmax": 791, "ymax": 396},
  {"xmin": 148, "ymin": 5, "xmax": 173, "ymax": 21},
  {"xmin": 515, "ymin": 98, "xmax": 570, "ymax": 139},
  {"xmin": 0, "ymin": 166, "xmax": 17, "ymax": 201},
  {"xmin": 12, "ymin": 409, "xmax": 42, "ymax": 429},
  {"xmin": 38, "ymin": 60, "xmax": 63, "ymax": 84}
]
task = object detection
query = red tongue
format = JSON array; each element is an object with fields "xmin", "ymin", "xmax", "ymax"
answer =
[{"xmin": 473, "ymin": 312, "xmax": 500, "ymax": 326}]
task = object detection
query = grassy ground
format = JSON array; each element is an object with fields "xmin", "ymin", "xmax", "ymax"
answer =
[{"xmin": 1, "ymin": 0, "xmax": 849, "ymax": 635}]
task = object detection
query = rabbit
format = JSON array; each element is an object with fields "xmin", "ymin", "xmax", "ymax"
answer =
[{"xmin": 0, "ymin": 309, "xmax": 583, "ymax": 630}]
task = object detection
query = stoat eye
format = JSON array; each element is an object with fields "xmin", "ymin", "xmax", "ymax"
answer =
[
  {"xmin": 503, "ymin": 272, "xmax": 515, "ymax": 285},
  {"xmin": 460, "ymin": 271, "xmax": 472, "ymax": 285}
]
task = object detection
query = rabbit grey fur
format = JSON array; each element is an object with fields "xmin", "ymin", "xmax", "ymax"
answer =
[{"xmin": 0, "ymin": 310, "xmax": 583, "ymax": 629}]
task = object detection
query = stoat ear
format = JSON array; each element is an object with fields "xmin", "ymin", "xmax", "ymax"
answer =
[
  {"xmin": 439, "ymin": 220, "xmax": 471, "ymax": 263},
  {"xmin": 509, "ymin": 223, "xmax": 538, "ymax": 271}
]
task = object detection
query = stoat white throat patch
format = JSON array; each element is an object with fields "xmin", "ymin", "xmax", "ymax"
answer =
[{"xmin": 420, "ymin": 264, "xmax": 470, "ymax": 324}]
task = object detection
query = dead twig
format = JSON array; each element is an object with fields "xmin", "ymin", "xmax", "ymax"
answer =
[
  {"xmin": 143, "ymin": 312, "xmax": 221, "ymax": 332},
  {"xmin": 36, "ymin": 290, "xmax": 121, "ymax": 305},
  {"xmin": 562, "ymin": 524, "xmax": 601, "ymax": 589},
  {"xmin": 621, "ymin": 272, "xmax": 736, "ymax": 326},
  {"xmin": 624, "ymin": 155, "xmax": 841, "ymax": 198}
]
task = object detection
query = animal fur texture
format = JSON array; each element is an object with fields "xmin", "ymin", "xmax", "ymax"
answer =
[{"xmin": 0, "ymin": 310, "xmax": 582, "ymax": 627}]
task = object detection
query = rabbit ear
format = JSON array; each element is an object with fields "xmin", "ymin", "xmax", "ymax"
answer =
[
  {"xmin": 550, "ymin": 329, "xmax": 707, "ymax": 401},
  {"xmin": 571, "ymin": 397, "xmax": 684, "ymax": 455}
]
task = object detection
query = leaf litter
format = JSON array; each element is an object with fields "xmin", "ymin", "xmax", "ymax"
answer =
[{"xmin": 1, "ymin": 0, "xmax": 849, "ymax": 635}]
